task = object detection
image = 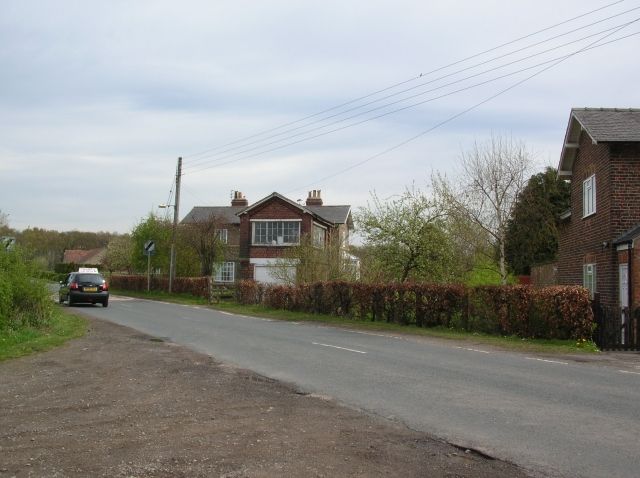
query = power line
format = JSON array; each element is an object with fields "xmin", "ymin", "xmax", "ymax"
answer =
[
  {"xmin": 182, "ymin": 0, "xmax": 629, "ymax": 163},
  {"xmin": 183, "ymin": 6, "xmax": 640, "ymax": 172},
  {"xmin": 183, "ymin": 25, "xmax": 639, "ymax": 176},
  {"xmin": 285, "ymin": 20, "xmax": 639, "ymax": 196}
]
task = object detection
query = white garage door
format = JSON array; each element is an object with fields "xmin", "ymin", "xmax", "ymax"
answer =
[{"xmin": 254, "ymin": 265, "xmax": 296, "ymax": 284}]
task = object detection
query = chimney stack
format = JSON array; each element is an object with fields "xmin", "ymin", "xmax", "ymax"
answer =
[
  {"xmin": 305, "ymin": 189, "xmax": 323, "ymax": 206},
  {"xmin": 231, "ymin": 191, "xmax": 249, "ymax": 207}
]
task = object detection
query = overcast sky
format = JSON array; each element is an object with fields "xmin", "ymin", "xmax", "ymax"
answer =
[{"xmin": 1, "ymin": 0, "xmax": 639, "ymax": 234}]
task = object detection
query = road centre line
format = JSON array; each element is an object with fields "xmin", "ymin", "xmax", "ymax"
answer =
[
  {"xmin": 525, "ymin": 357, "xmax": 569, "ymax": 365},
  {"xmin": 349, "ymin": 330, "xmax": 403, "ymax": 339},
  {"xmin": 215, "ymin": 310, "xmax": 272, "ymax": 321},
  {"xmin": 312, "ymin": 342, "xmax": 367, "ymax": 354},
  {"xmin": 455, "ymin": 346, "xmax": 490, "ymax": 354},
  {"xmin": 618, "ymin": 370, "xmax": 640, "ymax": 376}
]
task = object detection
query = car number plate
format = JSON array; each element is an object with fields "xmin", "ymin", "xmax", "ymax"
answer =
[{"xmin": 84, "ymin": 287, "xmax": 98, "ymax": 292}]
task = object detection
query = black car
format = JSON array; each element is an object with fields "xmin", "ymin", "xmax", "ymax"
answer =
[{"xmin": 59, "ymin": 271, "xmax": 109, "ymax": 307}]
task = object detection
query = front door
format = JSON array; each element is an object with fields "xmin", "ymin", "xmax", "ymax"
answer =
[{"xmin": 619, "ymin": 263, "xmax": 629, "ymax": 344}]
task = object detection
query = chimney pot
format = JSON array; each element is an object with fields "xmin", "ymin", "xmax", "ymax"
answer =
[
  {"xmin": 305, "ymin": 189, "xmax": 323, "ymax": 206},
  {"xmin": 231, "ymin": 191, "xmax": 249, "ymax": 207}
]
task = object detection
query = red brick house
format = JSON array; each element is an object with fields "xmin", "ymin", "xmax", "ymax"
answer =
[
  {"xmin": 557, "ymin": 108, "xmax": 640, "ymax": 311},
  {"xmin": 238, "ymin": 191, "xmax": 353, "ymax": 283},
  {"xmin": 180, "ymin": 191, "xmax": 248, "ymax": 282},
  {"xmin": 182, "ymin": 190, "xmax": 353, "ymax": 283}
]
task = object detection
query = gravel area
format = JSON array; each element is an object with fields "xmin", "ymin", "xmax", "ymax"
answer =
[{"xmin": 0, "ymin": 316, "xmax": 529, "ymax": 477}]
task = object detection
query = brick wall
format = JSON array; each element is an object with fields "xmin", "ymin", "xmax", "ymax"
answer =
[
  {"xmin": 557, "ymin": 137, "xmax": 640, "ymax": 307},
  {"xmin": 222, "ymin": 225, "xmax": 240, "ymax": 261},
  {"xmin": 610, "ymin": 143, "xmax": 640, "ymax": 237},
  {"xmin": 611, "ymin": 144, "xmax": 640, "ymax": 309}
]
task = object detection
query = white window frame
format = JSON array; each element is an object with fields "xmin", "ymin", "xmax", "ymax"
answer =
[
  {"xmin": 213, "ymin": 262, "xmax": 235, "ymax": 282},
  {"xmin": 216, "ymin": 229, "xmax": 228, "ymax": 244},
  {"xmin": 583, "ymin": 263, "xmax": 596, "ymax": 298},
  {"xmin": 251, "ymin": 219, "xmax": 301, "ymax": 246},
  {"xmin": 583, "ymin": 174, "xmax": 596, "ymax": 218}
]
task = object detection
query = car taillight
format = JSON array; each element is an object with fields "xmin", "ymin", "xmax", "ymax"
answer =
[
  {"xmin": 102, "ymin": 281, "xmax": 109, "ymax": 291},
  {"xmin": 70, "ymin": 282, "xmax": 79, "ymax": 290}
]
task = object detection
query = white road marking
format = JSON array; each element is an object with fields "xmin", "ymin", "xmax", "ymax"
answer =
[
  {"xmin": 216, "ymin": 311, "xmax": 273, "ymax": 322},
  {"xmin": 351, "ymin": 330, "xmax": 403, "ymax": 340},
  {"xmin": 312, "ymin": 342, "xmax": 367, "ymax": 354},
  {"xmin": 618, "ymin": 370, "xmax": 640, "ymax": 376},
  {"xmin": 525, "ymin": 357, "xmax": 569, "ymax": 365},
  {"xmin": 455, "ymin": 346, "xmax": 490, "ymax": 354}
]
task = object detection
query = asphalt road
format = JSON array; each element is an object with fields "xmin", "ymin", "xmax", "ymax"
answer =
[{"xmin": 72, "ymin": 296, "xmax": 640, "ymax": 478}]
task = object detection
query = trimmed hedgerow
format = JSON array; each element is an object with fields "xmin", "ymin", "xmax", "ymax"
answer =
[
  {"xmin": 233, "ymin": 280, "xmax": 593, "ymax": 340},
  {"xmin": 113, "ymin": 275, "xmax": 593, "ymax": 340}
]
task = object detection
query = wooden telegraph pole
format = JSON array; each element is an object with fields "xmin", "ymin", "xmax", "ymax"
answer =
[{"xmin": 168, "ymin": 157, "xmax": 182, "ymax": 293}]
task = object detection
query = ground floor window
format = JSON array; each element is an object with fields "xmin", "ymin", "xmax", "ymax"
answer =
[
  {"xmin": 214, "ymin": 262, "xmax": 235, "ymax": 282},
  {"xmin": 583, "ymin": 263, "xmax": 596, "ymax": 298}
]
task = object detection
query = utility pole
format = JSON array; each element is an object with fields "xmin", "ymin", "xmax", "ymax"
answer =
[{"xmin": 169, "ymin": 157, "xmax": 182, "ymax": 293}]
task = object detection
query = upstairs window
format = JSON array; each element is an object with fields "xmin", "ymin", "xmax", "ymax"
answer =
[
  {"xmin": 252, "ymin": 220, "xmax": 301, "ymax": 245},
  {"xmin": 313, "ymin": 224, "xmax": 326, "ymax": 248},
  {"xmin": 583, "ymin": 175, "xmax": 596, "ymax": 217},
  {"xmin": 216, "ymin": 229, "xmax": 228, "ymax": 244}
]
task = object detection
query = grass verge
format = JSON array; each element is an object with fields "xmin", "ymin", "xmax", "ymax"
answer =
[
  {"xmin": 213, "ymin": 302, "xmax": 599, "ymax": 354},
  {"xmin": 0, "ymin": 310, "xmax": 87, "ymax": 362},
  {"xmin": 112, "ymin": 289, "xmax": 599, "ymax": 355},
  {"xmin": 111, "ymin": 288, "xmax": 210, "ymax": 306}
]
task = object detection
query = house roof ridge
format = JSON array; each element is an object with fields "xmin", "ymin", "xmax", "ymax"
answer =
[{"xmin": 572, "ymin": 107, "xmax": 640, "ymax": 112}]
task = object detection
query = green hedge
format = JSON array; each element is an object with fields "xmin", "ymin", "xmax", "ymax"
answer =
[
  {"xmin": 235, "ymin": 280, "xmax": 593, "ymax": 340},
  {"xmin": 110, "ymin": 274, "xmax": 209, "ymax": 298}
]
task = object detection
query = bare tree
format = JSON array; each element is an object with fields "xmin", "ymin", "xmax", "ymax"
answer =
[
  {"xmin": 434, "ymin": 135, "xmax": 532, "ymax": 284},
  {"xmin": 180, "ymin": 214, "xmax": 228, "ymax": 276},
  {"xmin": 271, "ymin": 232, "xmax": 359, "ymax": 285},
  {"xmin": 0, "ymin": 209, "xmax": 11, "ymax": 236}
]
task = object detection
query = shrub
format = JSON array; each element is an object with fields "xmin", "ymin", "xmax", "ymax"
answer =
[
  {"xmin": 235, "ymin": 280, "xmax": 263, "ymax": 305},
  {"xmin": 0, "ymin": 248, "xmax": 53, "ymax": 331}
]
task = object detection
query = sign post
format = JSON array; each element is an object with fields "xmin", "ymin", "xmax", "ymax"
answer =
[{"xmin": 143, "ymin": 241, "xmax": 156, "ymax": 292}]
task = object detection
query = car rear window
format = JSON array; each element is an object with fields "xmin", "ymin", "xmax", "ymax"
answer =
[{"xmin": 76, "ymin": 274, "xmax": 104, "ymax": 283}]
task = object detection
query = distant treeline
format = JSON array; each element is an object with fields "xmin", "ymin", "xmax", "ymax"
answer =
[{"xmin": 0, "ymin": 225, "xmax": 121, "ymax": 270}]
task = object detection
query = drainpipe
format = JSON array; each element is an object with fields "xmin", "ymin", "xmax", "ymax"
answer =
[{"xmin": 629, "ymin": 239, "xmax": 633, "ymax": 310}]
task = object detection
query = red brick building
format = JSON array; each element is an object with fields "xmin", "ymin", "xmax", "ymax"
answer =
[
  {"xmin": 182, "ymin": 190, "xmax": 353, "ymax": 283},
  {"xmin": 557, "ymin": 108, "xmax": 640, "ymax": 310}
]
